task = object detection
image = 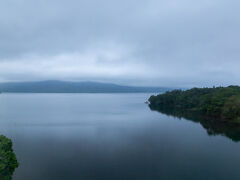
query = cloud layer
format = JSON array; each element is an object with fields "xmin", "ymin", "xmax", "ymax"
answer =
[{"xmin": 1, "ymin": 0, "xmax": 240, "ymax": 87}]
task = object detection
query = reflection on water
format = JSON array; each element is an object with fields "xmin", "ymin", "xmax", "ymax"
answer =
[
  {"xmin": 149, "ymin": 105, "xmax": 240, "ymax": 142},
  {"xmin": 0, "ymin": 135, "xmax": 18, "ymax": 180},
  {"xmin": 0, "ymin": 93, "xmax": 240, "ymax": 180}
]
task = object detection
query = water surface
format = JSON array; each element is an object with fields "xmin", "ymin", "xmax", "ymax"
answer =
[{"xmin": 0, "ymin": 93, "xmax": 239, "ymax": 180}]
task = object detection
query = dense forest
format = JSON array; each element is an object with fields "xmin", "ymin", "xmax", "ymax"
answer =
[
  {"xmin": 149, "ymin": 86, "xmax": 240, "ymax": 123},
  {"xmin": 0, "ymin": 135, "xmax": 18, "ymax": 179}
]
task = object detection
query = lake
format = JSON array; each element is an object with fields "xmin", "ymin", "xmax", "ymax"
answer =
[{"xmin": 0, "ymin": 93, "xmax": 239, "ymax": 180}]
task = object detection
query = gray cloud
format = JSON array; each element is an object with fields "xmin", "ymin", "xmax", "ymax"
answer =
[{"xmin": 0, "ymin": 0, "xmax": 240, "ymax": 87}]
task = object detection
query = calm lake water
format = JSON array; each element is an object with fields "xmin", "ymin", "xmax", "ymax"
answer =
[{"xmin": 0, "ymin": 93, "xmax": 239, "ymax": 180}]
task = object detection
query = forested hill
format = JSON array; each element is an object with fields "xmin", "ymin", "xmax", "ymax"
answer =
[
  {"xmin": 149, "ymin": 86, "xmax": 240, "ymax": 123},
  {"xmin": 0, "ymin": 80, "xmax": 171, "ymax": 93}
]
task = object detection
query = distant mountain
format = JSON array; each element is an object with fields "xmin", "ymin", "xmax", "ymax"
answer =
[{"xmin": 0, "ymin": 80, "xmax": 172, "ymax": 93}]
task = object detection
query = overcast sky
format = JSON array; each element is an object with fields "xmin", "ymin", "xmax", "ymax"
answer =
[{"xmin": 0, "ymin": 0, "xmax": 240, "ymax": 87}]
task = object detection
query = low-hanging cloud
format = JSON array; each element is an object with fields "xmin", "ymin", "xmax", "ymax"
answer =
[{"xmin": 0, "ymin": 0, "xmax": 240, "ymax": 87}]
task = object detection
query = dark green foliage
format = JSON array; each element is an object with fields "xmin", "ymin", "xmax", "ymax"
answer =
[
  {"xmin": 222, "ymin": 95, "xmax": 240, "ymax": 122},
  {"xmin": 0, "ymin": 135, "xmax": 18, "ymax": 180},
  {"xmin": 149, "ymin": 86, "xmax": 240, "ymax": 123}
]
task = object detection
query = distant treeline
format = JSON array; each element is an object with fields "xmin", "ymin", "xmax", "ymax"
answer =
[
  {"xmin": 0, "ymin": 80, "xmax": 171, "ymax": 93},
  {"xmin": 149, "ymin": 86, "xmax": 240, "ymax": 123}
]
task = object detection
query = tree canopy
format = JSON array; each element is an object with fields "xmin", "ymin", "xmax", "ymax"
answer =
[
  {"xmin": 149, "ymin": 86, "xmax": 240, "ymax": 123},
  {"xmin": 0, "ymin": 135, "xmax": 18, "ymax": 180}
]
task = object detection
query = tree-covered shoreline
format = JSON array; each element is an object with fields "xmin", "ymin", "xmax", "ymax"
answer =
[
  {"xmin": 0, "ymin": 135, "xmax": 18, "ymax": 179},
  {"xmin": 149, "ymin": 86, "xmax": 240, "ymax": 123}
]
